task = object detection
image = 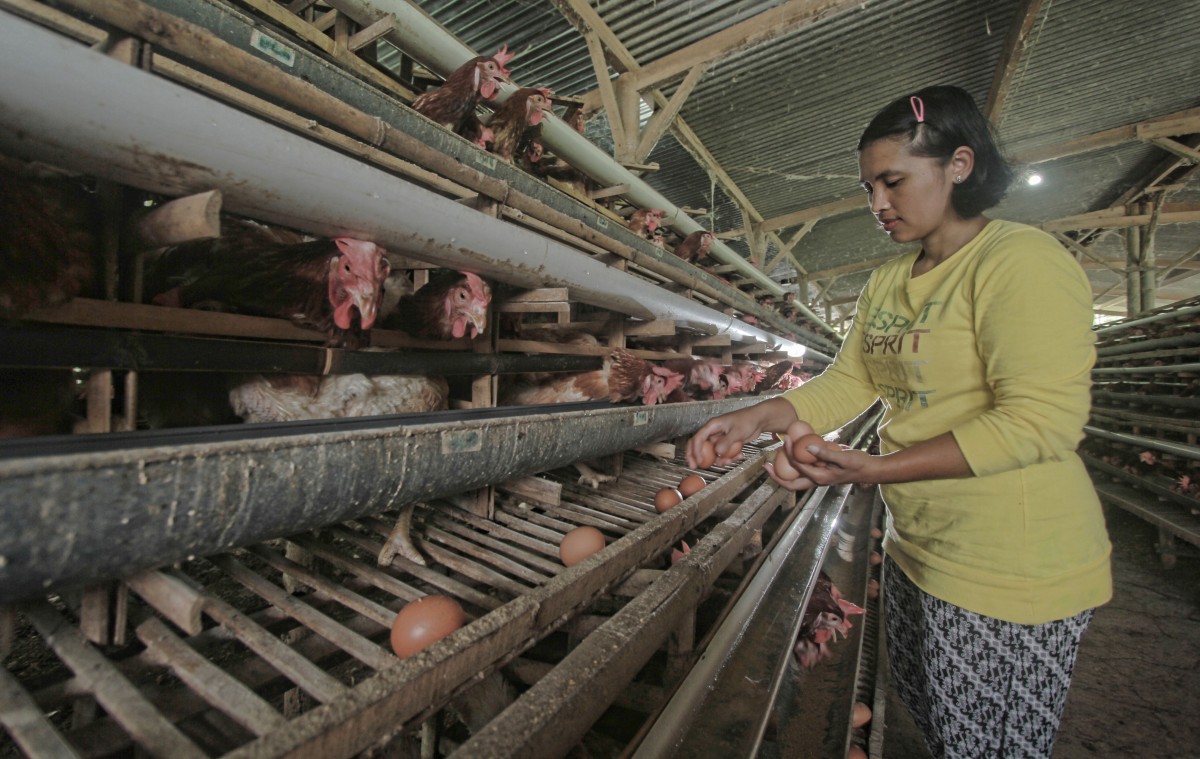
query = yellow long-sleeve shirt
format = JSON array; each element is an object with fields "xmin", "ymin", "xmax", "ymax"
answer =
[{"xmin": 784, "ymin": 220, "xmax": 1111, "ymax": 624}]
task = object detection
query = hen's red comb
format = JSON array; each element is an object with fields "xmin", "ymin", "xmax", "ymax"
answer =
[{"xmin": 492, "ymin": 44, "xmax": 515, "ymax": 72}]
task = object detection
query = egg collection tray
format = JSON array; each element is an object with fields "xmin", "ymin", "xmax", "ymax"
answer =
[{"xmin": 0, "ymin": 437, "xmax": 805, "ymax": 758}]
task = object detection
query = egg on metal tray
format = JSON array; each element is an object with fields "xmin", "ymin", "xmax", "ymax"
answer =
[
  {"xmin": 390, "ymin": 594, "xmax": 467, "ymax": 659},
  {"xmin": 654, "ymin": 487, "xmax": 684, "ymax": 513},
  {"xmin": 559, "ymin": 525, "xmax": 606, "ymax": 567},
  {"xmin": 678, "ymin": 474, "xmax": 705, "ymax": 498}
]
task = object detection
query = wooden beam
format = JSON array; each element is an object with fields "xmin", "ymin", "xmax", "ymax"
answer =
[
  {"xmin": 1041, "ymin": 203, "xmax": 1200, "ymax": 232},
  {"xmin": 634, "ymin": 63, "xmax": 707, "ymax": 162},
  {"xmin": 1012, "ymin": 107, "xmax": 1200, "ymax": 165},
  {"xmin": 582, "ymin": 30, "xmax": 626, "ymax": 152},
  {"xmin": 346, "ymin": 13, "xmax": 395, "ymax": 52},
  {"xmin": 984, "ymin": 0, "xmax": 1046, "ymax": 124},
  {"xmin": 1053, "ymin": 233, "xmax": 1125, "ymax": 276},
  {"xmin": 1146, "ymin": 137, "xmax": 1200, "ymax": 164},
  {"xmin": 615, "ymin": 74, "xmax": 641, "ymax": 161},
  {"xmin": 767, "ymin": 221, "xmax": 815, "ymax": 272},
  {"xmin": 751, "ymin": 196, "xmax": 863, "ymax": 234},
  {"xmin": 580, "ymin": 0, "xmax": 862, "ymax": 111},
  {"xmin": 805, "ymin": 254, "xmax": 893, "ymax": 279}
]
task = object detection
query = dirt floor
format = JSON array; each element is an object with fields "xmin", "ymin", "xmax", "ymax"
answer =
[{"xmin": 882, "ymin": 505, "xmax": 1200, "ymax": 758}]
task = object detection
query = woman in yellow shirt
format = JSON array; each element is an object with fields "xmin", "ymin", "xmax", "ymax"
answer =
[{"xmin": 687, "ymin": 85, "xmax": 1111, "ymax": 759}]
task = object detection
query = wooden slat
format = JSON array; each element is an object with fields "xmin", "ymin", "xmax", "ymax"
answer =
[
  {"xmin": 244, "ymin": 545, "xmax": 396, "ymax": 628},
  {"xmin": 492, "ymin": 508, "xmax": 574, "ymax": 543},
  {"xmin": 288, "ymin": 535, "xmax": 425, "ymax": 603},
  {"xmin": 439, "ymin": 505, "xmax": 562, "ymax": 560},
  {"xmin": 125, "ymin": 569, "xmax": 204, "ymax": 636},
  {"xmin": 332, "ymin": 524, "xmax": 504, "ymax": 611},
  {"xmin": 22, "ymin": 601, "xmax": 207, "ymax": 759},
  {"xmin": 419, "ymin": 542, "xmax": 532, "ymax": 596},
  {"xmin": 135, "ymin": 616, "xmax": 285, "ymax": 737},
  {"xmin": 208, "ymin": 554, "xmax": 394, "ymax": 671},
  {"xmin": 427, "ymin": 520, "xmax": 562, "ymax": 576},
  {"xmin": 497, "ymin": 475, "xmax": 563, "ymax": 506},
  {"xmin": 195, "ymin": 589, "xmax": 348, "ymax": 703},
  {"xmin": 0, "ymin": 665, "xmax": 83, "ymax": 759}
]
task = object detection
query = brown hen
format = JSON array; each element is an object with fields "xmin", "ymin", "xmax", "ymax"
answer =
[
  {"xmin": 147, "ymin": 219, "xmax": 390, "ymax": 349},
  {"xmin": 412, "ymin": 46, "xmax": 514, "ymax": 136}
]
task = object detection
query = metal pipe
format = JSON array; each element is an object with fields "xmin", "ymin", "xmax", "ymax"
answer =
[
  {"xmin": 1084, "ymin": 425, "xmax": 1200, "ymax": 462},
  {"xmin": 1096, "ymin": 331, "xmax": 1200, "ymax": 357},
  {"xmin": 0, "ymin": 396, "xmax": 759, "ymax": 603},
  {"xmin": 1094, "ymin": 303, "xmax": 1200, "ymax": 336},
  {"xmin": 0, "ymin": 12, "xmax": 815, "ymax": 360},
  {"xmin": 1092, "ymin": 363, "xmax": 1200, "ymax": 374},
  {"xmin": 326, "ymin": 0, "xmax": 786, "ymax": 296}
]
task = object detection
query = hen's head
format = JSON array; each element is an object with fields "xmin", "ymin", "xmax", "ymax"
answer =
[
  {"xmin": 526, "ymin": 140, "xmax": 545, "ymax": 163},
  {"xmin": 442, "ymin": 272, "xmax": 492, "ymax": 339},
  {"xmin": 696, "ymin": 230, "xmax": 714, "ymax": 253},
  {"xmin": 645, "ymin": 208, "xmax": 667, "ymax": 232},
  {"xmin": 691, "ymin": 360, "xmax": 724, "ymax": 391},
  {"xmin": 640, "ymin": 365, "xmax": 684, "ymax": 405},
  {"xmin": 328, "ymin": 238, "xmax": 390, "ymax": 330},
  {"xmin": 475, "ymin": 46, "xmax": 514, "ymax": 100},
  {"xmin": 524, "ymin": 87, "xmax": 555, "ymax": 126}
]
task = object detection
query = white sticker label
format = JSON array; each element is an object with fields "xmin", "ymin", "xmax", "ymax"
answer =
[
  {"xmin": 633, "ymin": 410, "xmax": 649, "ymax": 426},
  {"xmin": 250, "ymin": 30, "xmax": 295, "ymax": 67}
]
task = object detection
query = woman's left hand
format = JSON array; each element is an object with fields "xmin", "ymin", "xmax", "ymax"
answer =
[{"xmin": 764, "ymin": 441, "xmax": 877, "ymax": 491}]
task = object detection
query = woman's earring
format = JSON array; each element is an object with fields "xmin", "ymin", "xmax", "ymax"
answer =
[{"xmin": 954, "ymin": 175, "xmax": 964, "ymax": 184}]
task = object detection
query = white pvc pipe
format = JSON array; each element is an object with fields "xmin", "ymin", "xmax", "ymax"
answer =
[{"xmin": 0, "ymin": 11, "xmax": 812, "ymax": 358}]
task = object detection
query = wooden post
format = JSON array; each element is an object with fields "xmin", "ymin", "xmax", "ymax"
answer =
[
  {"xmin": 1140, "ymin": 198, "xmax": 1162, "ymax": 312},
  {"xmin": 1125, "ymin": 216, "xmax": 1142, "ymax": 316}
]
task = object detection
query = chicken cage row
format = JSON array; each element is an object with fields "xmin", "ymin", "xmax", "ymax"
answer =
[{"xmin": 1085, "ymin": 295, "xmax": 1200, "ymax": 565}]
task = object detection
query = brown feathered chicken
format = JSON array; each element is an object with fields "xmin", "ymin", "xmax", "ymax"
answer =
[
  {"xmin": 412, "ymin": 46, "xmax": 514, "ymax": 135},
  {"xmin": 500, "ymin": 348, "xmax": 683, "ymax": 406},
  {"xmin": 627, "ymin": 208, "xmax": 667, "ymax": 238},
  {"xmin": 229, "ymin": 371, "xmax": 449, "ymax": 423},
  {"xmin": 663, "ymin": 357, "xmax": 725, "ymax": 401},
  {"xmin": 0, "ymin": 159, "xmax": 98, "ymax": 319},
  {"xmin": 488, "ymin": 87, "xmax": 555, "ymax": 162},
  {"xmin": 794, "ymin": 571, "xmax": 864, "ymax": 669},
  {"xmin": 381, "ymin": 270, "xmax": 492, "ymax": 341},
  {"xmin": 672, "ymin": 230, "xmax": 714, "ymax": 264},
  {"xmin": 148, "ymin": 219, "xmax": 390, "ymax": 348},
  {"xmin": 521, "ymin": 140, "xmax": 594, "ymax": 200}
]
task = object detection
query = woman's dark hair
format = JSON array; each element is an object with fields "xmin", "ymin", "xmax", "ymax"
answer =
[{"xmin": 857, "ymin": 85, "xmax": 1014, "ymax": 218}]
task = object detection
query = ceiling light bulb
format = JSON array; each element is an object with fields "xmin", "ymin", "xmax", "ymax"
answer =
[{"xmin": 1027, "ymin": 173, "xmax": 1043, "ymax": 186}]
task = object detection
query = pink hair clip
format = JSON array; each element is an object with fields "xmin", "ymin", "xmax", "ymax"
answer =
[{"xmin": 910, "ymin": 96, "xmax": 925, "ymax": 123}]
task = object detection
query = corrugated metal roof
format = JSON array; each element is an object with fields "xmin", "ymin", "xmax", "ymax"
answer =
[{"xmin": 379, "ymin": 0, "xmax": 1200, "ymax": 317}]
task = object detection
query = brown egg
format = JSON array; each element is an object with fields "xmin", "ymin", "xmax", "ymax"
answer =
[
  {"xmin": 679, "ymin": 474, "xmax": 705, "ymax": 498},
  {"xmin": 654, "ymin": 487, "xmax": 684, "ymax": 513},
  {"xmin": 697, "ymin": 438, "xmax": 717, "ymax": 469},
  {"xmin": 773, "ymin": 447, "xmax": 801, "ymax": 479},
  {"xmin": 852, "ymin": 701, "xmax": 872, "ymax": 728},
  {"xmin": 870, "ymin": 527, "xmax": 883, "ymax": 539},
  {"xmin": 869, "ymin": 550, "xmax": 883, "ymax": 566},
  {"xmin": 390, "ymin": 594, "xmax": 466, "ymax": 659},
  {"xmin": 559, "ymin": 525, "xmax": 606, "ymax": 566},
  {"xmin": 792, "ymin": 433, "xmax": 827, "ymax": 464},
  {"xmin": 867, "ymin": 578, "xmax": 880, "ymax": 600},
  {"xmin": 847, "ymin": 744, "xmax": 867, "ymax": 759}
]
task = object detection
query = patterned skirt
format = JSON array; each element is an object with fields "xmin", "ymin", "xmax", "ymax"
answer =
[{"xmin": 884, "ymin": 559, "xmax": 1093, "ymax": 759}]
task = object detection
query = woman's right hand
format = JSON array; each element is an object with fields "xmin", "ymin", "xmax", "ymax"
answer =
[{"xmin": 686, "ymin": 398, "xmax": 802, "ymax": 468}]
